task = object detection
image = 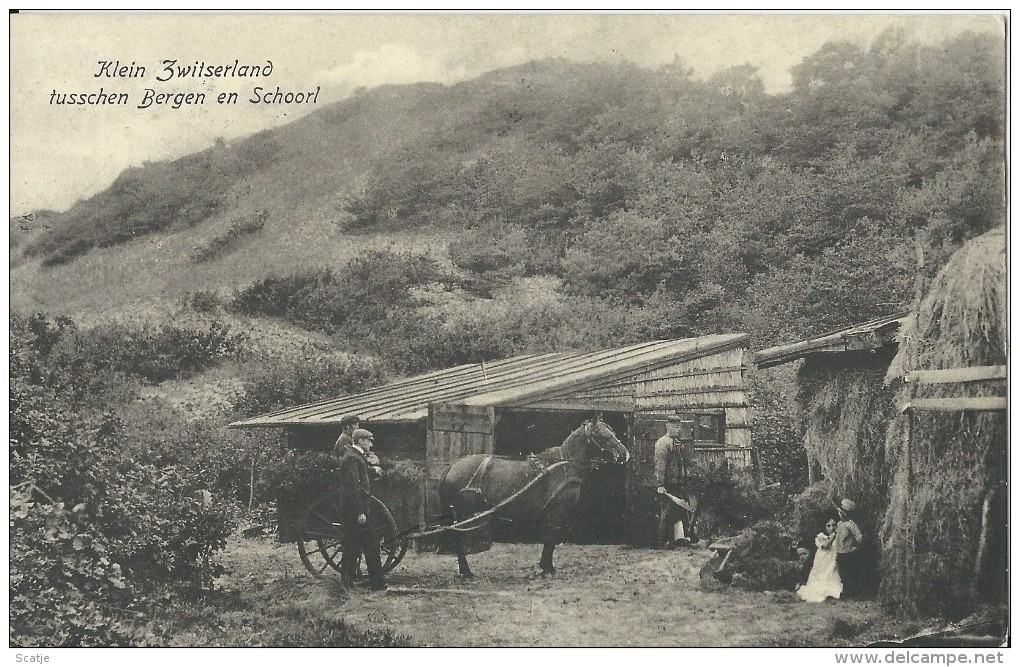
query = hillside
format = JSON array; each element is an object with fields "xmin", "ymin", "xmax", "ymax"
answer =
[
  {"xmin": 9, "ymin": 80, "xmax": 466, "ymax": 319},
  {"xmin": 11, "ymin": 35, "xmax": 1005, "ymax": 350},
  {"xmin": 10, "ymin": 58, "xmax": 642, "ymax": 319}
]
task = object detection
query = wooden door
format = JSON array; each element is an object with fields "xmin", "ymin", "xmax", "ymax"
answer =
[{"xmin": 425, "ymin": 403, "xmax": 495, "ymax": 518}]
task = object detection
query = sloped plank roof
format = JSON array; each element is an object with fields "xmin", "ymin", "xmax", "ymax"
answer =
[
  {"xmin": 229, "ymin": 333, "xmax": 748, "ymax": 428},
  {"xmin": 754, "ymin": 313, "xmax": 908, "ymax": 369}
]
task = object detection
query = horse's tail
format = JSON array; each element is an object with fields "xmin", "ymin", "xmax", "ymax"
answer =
[
  {"xmin": 437, "ymin": 455, "xmax": 492, "ymax": 554},
  {"xmin": 438, "ymin": 454, "xmax": 489, "ymax": 509}
]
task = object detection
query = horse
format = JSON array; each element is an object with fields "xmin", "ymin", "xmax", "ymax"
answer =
[{"xmin": 438, "ymin": 416, "xmax": 630, "ymax": 578}]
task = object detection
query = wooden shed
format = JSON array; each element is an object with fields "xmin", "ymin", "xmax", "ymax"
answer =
[{"xmin": 231, "ymin": 334, "xmax": 756, "ymax": 546}]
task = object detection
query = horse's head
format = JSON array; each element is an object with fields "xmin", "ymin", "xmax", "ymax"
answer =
[{"xmin": 583, "ymin": 416, "xmax": 630, "ymax": 464}]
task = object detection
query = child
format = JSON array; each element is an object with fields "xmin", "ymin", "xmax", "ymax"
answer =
[
  {"xmin": 834, "ymin": 498, "xmax": 863, "ymax": 599},
  {"xmin": 797, "ymin": 514, "xmax": 842, "ymax": 602}
]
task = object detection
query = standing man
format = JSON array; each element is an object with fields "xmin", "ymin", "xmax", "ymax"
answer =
[
  {"xmin": 654, "ymin": 415, "xmax": 693, "ymax": 549},
  {"xmin": 334, "ymin": 415, "xmax": 361, "ymax": 455},
  {"xmin": 337, "ymin": 428, "xmax": 386, "ymax": 591}
]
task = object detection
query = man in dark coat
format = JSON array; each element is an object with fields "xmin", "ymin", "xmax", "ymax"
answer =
[{"xmin": 337, "ymin": 428, "xmax": 386, "ymax": 591}]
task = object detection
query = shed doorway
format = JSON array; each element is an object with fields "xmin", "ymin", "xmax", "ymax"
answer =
[{"xmin": 493, "ymin": 409, "xmax": 630, "ymax": 544}]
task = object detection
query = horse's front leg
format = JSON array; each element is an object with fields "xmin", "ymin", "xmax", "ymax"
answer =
[{"xmin": 539, "ymin": 481, "xmax": 581, "ymax": 576}]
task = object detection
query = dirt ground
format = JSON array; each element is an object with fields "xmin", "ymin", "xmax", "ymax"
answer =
[{"xmin": 214, "ymin": 535, "xmax": 912, "ymax": 647}]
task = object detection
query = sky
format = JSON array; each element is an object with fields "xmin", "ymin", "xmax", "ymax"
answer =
[{"xmin": 8, "ymin": 11, "xmax": 1006, "ymax": 215}]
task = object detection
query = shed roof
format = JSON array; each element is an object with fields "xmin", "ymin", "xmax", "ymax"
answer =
[
  {"xmin": 754, "ymin": 313, "xmax": 908, "ymax": 369},
  {"xmin": 229, "ymin": 333, "xmax": 748, "ymax": 428}
]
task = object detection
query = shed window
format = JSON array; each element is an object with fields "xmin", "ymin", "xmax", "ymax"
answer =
[
  {"xmin": 667, "ymin": 411, "xmax": 725, "ymax": 447},
  {"xmin": 692, "ymin": 411, "xmax": 725, "ymax": 447}
]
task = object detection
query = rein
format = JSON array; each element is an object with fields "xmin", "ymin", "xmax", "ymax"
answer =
[
  {"xmin": 406, "ymin": 460, "xmax": 572, "ymax": 539},
  {"xmin": 405, "ymin": 421, "xmax": 623, "ymax": 540}
]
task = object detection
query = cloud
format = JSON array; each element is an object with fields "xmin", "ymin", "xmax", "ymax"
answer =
[{"xmin": 317, "ymin": 43, "xmax": 471, "ymax": 97}]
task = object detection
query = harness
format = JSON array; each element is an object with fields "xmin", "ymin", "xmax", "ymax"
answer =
[
  {"xmin": 460, "ymin": 455, "xmax": 495, "ymax": 497},
  {"xmin": 404, "ymin": 420, "xmax": 621, "ymax": 540},
  {"xmin": 407, "ymin": 459, "xmax": 572, "ymax": 539}
]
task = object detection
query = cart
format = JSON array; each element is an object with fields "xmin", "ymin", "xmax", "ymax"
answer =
[
  {"xmin": 294, "ymin": 492, "xmax": 409, "ymax": 576},
  {"xmin": 292, "ymin": 458, "xmax": 572, "ymax": 576}
]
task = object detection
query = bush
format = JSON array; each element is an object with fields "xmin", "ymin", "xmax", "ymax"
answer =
[
  {"xmin": 688, "ymin": 467, "xmax": 780, "ymax": 539},
  {"xmin": 232, "ymin": 354, "xmax": 388, "ymax": 419},
  {"xmin": 10, "ymin": 334, "xmax": 234, "ymax": 646},
  {"xmin": 192, "ymin": 210, "xmax": 268, "ymax": 262},
  {"xmin": 561, "ymin": 211, "xmax": 698, "ymax": 303},
  {"xmin": 18, "ymin": 313, "xmax": 246, "ymax": 386},
  {"xmin": 448, "ymin": 220, "xmax": 558, "ymax": 280},
  {"xmin": 725, "ymin": 520, "xmax": 804, "ymax": 592},
  {"xmin": 184, "ymin": 290, "xmax": 225, "ymax": 314},
  {"xmin": 230, "ymin": 249, "xmax": 454, "ymax": 335},
  {"xmin": 748, "ymin": 371, "xmax": 808, "ymax": 495},
  {"xmin": 90, "ymin": 321, "xmax": 245, "ymax": 382},
  {"xmin": 789, "ymin": 481, "xmax": 839, "ymax": 549}
]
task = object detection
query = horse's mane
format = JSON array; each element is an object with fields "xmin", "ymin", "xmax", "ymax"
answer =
[{"xmin": 533, "ymin": 422, "xmax": 590, "ymax": 464}]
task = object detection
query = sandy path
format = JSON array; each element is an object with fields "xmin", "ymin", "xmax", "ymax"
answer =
[{"xmin": 218, "ymin": 536, "xmax": 894, "ymax": 647}]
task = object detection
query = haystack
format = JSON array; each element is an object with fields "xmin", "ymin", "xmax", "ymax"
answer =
[
  {"xmin": 796, "ymin": 348, "xmax": 899, "ymax": 532},
  {"xmin": 792, "ymin": 347, "xmax": 900, "ymax": 597},
  {"xmin": 880, "ymin": 227, "xmax": 1007, "ymax": 617}
]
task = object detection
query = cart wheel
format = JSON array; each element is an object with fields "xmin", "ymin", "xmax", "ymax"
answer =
[
  {"xmin": 297, "ymin": 535, "xmax": 344, "ymax": 576},
  {"xmin": 371, "ymin": 497, "xmax": 408, "ymax": 573},
  {"xmin": 297, "ymin": 495, "xmax": 407, "ymax": 576}
]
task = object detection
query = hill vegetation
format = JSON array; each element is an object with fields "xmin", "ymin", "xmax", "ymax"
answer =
[{"xmin": 14, "ymin": 31, "xmax": 1003, "ymax": 350}]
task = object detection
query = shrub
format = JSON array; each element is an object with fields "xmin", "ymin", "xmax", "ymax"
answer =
[
  {"xmin": 232, "ymin": 354, "xmax": 388, "ymax": 419},
  {"xmin": 448, "ymin": 220, "xmax": 558, "ymax": 280},
  {"xmin": 10, "ymin": 334, "xmax": 234, "ymax": 646},
  {"xmin": 789, "ymin": 481, "xmax": 839, "ymax": 549},
  {"xmin": 192, "ymin": 210, "xmax": 268, "ymax": 262},
  {"xmin": 561, "ymin": 211, "xmax": 698, "ymax": 303},
  {"xmin": 748, "ymin": 371, "xmax": 808, "ymax": 495},
  {"xmin": 725, "ymin": 520, "xmax": 805, "ymax": 592},
  {"xmin": 230, "ymin": 249, "xmax": 454, "ymax": 335},
  {"xmin": 19, "ymin": 313, "xmax": 246, "ymax": 386},
  {"xmin": 184, "ymin": 290, "xmax": 225, "ymax": 314},
  {"xmin": 689, "ymin": 467, "xmax": 781, "ymax": 539},
  {"xmin": 93, "ymin": 321, "xmax": 245, "ymax": 382}
]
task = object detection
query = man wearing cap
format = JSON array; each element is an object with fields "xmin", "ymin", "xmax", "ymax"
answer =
[
  {"xmin": 655, "ymin": 416, "xmax": 694, "ymax": 548},
  {"xmin": 337, "ymin": 428, "xmax": 386, "ymax": 591},
  {"xmin": 834, "ymin": 498, "xmax": 863, "ymax": 599}
]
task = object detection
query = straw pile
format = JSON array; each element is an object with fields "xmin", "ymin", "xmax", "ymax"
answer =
[
  {"xmin": 796, "ymin": 347, "xmax": 900, "ymax": 536},
  {"xmin": 880, "ymin": 228, "xmax": 1007, "ymax": 617}
]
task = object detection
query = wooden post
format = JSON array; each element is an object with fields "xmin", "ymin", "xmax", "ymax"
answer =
[{"xmin": 972, "ymin": 487, "xmax": 994, "ymax": 598}]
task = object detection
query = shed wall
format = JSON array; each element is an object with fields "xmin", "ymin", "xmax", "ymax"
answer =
[{"xmin": 566, "ymin": 347, "xmax": 753, "ymax": 448}]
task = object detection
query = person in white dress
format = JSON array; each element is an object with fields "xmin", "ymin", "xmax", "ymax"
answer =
[{"xmin": 797, "ymin": 515, "xmax": 842, "ymax": 602}]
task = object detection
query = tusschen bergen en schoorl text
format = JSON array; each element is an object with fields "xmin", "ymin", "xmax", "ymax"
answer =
[{"xmin": 48, "ymin": 60, "xmax": 320, "ymax": 109}]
